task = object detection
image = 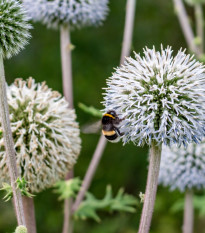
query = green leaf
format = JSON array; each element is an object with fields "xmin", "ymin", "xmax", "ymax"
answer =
[
  {"xmin": 110, "ymin": 187, "xmax": 137, "ymax": 213},
  {"xmin": 0, "ymin": 182, "xmax": 13, "ymax": 201},
  {"xmin": 170, "ymin": 198, "xmax": 184, "ymax": 213},
  {"xmin": 78, "ymin": 103, "xmax": 102, "ymax": 118},
  {"xmin": 74, "ymin": 185, "xmax": 138, "ymax": 222},
  {"xmin": 193, "ymin": 195, "xmax": 205, "ymax": 217},
  {"xmin": 54, "ymin": 178, "xmax": 81, "ymax": 200},
  {"xmin": 171, "ymin": 194, "xmax": 205, "ymax": 216},
  {"xmin": 0, "ymin": 177, "xmax": 34, "ymax": 201},
  {"xmin": 16, "ymin": 177, "xmax": 35, "ymax": 198}
]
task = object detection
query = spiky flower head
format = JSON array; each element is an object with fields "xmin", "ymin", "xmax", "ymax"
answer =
[
  {"xmin": 159, "ymin": 143, "xmax": 205, "ymax": 192},
  {"xmin": 0, "ymin": 78, "xmax": 81, "ymax": 193},
  {"xmin": 22, "ymin": 0, "xmax": 109, "ymax": 29},
  {"xmin": 0, "ymin": 0, "xmax": 31, "ymax": 59},
  {"xmin": 15, "ymin": 225, "xmax": 27, "ymax": 233},
  {"xmin": 103, "ymin": 46, "xmax": 205, "ymax": 146}
]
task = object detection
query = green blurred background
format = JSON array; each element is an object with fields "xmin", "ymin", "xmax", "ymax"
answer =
[{"xmin": 1, "ymin": 0, "xmax": 205, "ymax": 232}]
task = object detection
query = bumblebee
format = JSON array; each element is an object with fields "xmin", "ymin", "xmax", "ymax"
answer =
[{"xmin": 102, "ymin": 110, "xmax": 124, "ymax": 142}]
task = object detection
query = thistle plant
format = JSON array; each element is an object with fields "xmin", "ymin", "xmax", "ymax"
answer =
[
  {"xmin": 22, "ymin": 1, "xmax": 109, "ymax": 232},
  {"xmin": 102, "ymin": 46, "xmax": 205, "ymax": 233},
  {"xmin": 0, "ymin": 78, "xmax": 81, "ymax": 193},
  {"xmin": 159, "ymin": 144, "xmax": 205, "ymax": 192},
  {"xmin": 22, "ymin": 0, "xmax": 109, "ymax": 108},
  {"xmin": 0, "ymin": 0, "xmax": 31, "ymax": 228},
  {"xmin": 159, "ymin": 143, "xmax": 205, "ymax": 233},
  {"xmin": 23, "ymin": 0, "xmax": 109, "ymax": 29},
  {"xmin": 0, "ymin": 0, "xmax": 31, "ymax": 59}
]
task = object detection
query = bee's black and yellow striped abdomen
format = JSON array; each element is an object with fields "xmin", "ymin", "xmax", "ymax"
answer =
[
  {"xmin": 102, "ymin": 129, "xmax": 118, "ymax": 141},
  {"xmin": 101, "ymin": 110, "xmax": 122, "ymax": 142}
]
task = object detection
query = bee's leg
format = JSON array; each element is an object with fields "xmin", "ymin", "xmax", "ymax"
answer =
[
  {"xmin": 115, "ymin": 117, "xmax": 125, "ymax": 124},
  {"xmin": 114, "ymin": 127, "xmax": 124, "ymax": 136}
]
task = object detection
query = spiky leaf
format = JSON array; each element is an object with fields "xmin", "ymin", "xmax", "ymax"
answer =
[
  {"xmin": 54, "ymin": 178, "xmax": 81, "ymax": 200},
  {"xmin": 74, "ymin": 185, "xmax": 138, "ymax": 222}
]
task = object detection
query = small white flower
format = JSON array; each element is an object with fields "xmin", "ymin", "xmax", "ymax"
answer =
[
  {"xmin": 159, "ymin": 143, "xmax": 205, "ymax": 192},
  {"xmin": 102, "ymin": 46, "xmax": 205, "ymax": 146},
  {"xmin": 22, "ymin": 0, "xmax": 109, "ymax": 29},
  {"xmin": 0, "ymin": 78, "xmax": 81, "ymax": 193}
]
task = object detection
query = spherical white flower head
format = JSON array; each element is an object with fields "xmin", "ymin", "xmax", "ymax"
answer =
[
  {"xmin": 22, "ymin": 0, "xmax": 109, "ymax": 29},
  {"xmin": 0, "ymin": 78, "xmax": 81, "ymax": 193},
  {"xmin": 0, "ymin": 0, "xmax": 31, "ymax": 59},
  {"xmin": 159, "ymin": 143, "xmax": 205, "ymax": 192},
  {"xmin": 103, "ymin": 46, "xmax": 205, "ymax": 146}
]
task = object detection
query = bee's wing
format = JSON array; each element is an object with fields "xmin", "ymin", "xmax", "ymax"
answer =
[{"xmin": 81, "ymin": 120, "xmax": 101, "ymax": 134}]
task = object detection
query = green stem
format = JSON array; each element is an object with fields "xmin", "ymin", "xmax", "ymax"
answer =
[
  {"xmin": 138, "ymin": 142, "xmax": 162, "ymax": 233},
  {"xmin": 0, "ymin": 55, "xmax": 25, "ymax": 225}
]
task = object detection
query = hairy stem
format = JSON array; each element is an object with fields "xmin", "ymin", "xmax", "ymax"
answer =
[
  {"xmin": 138, "ymin": 142, "xmax": 162, "ymax": 233},
  {"xmin": 0, "ymin": 55, "xmax": 25, "ymax": 226},
  {"xmin": 60, "ymin": 25, "xmax": 73, "ymax": 108},
  {"xmin": 120, "ymin": 0, "xmax": 136, "ymax": 64},
  {"xmin": 62, "ymin": 171, "xmax": 73, "ymax": 233},
  {"xmin": 195, "ymin": 4, "xmax": 204, "ymax": 54},
  {"xmin": 62, "ymin": 199, "xmax": 73, "ymax": 233},
  {"xmin": 72, "ymin": 0, "xmax": 137, "ymax": 213},
  {"xmin": 60, "ymin": 25, "xmax": 74, "ymax": 233},
  {"xmin": 22, "ymin": 197, "xmax": 36, "ymax": 233},
  {"xmin": 183, "ymin": 189, "xmax": 194, "ymax": 233},
  {"xmin": 173, "ymin": 0, "xmax": 201, "ymax": 57}
]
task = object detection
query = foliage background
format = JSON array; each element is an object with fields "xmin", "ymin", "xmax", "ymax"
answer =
[{"xmin": 1, "ymin": 0, "xmax": 205, "ymax": 232}]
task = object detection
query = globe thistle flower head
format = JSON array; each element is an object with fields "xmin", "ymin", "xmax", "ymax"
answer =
[
  {"xmin": 103, "ymin": 46, "xmax": 205, "ymax": 146},
  {"xmin": 22, "ymin": 0, "xmax": 109, "ymax": 29},
  {"xmin": 0, "ymin": 78, "xmax": 81, "ymax": 193},
  {"xmin": 0, "ymin": 0, "xmax": 31, "ymax": 59},
  {"xmin": 15, "ymin": 225, "xmax": 27, "ymax": 233},
  {"xmin": 159, "ymin": 143, "xmax": 205, "ymax": 192}
]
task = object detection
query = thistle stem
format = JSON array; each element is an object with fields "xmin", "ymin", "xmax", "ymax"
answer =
[
  {"xmin": 60, "ymin": 24, "xmax": 73, "ymax": 108},
  {"xmin": 120, "ymin": 0, "xmax": 136, "ymax": 64},
  {"xmin": 195, "ymin": 4, "xmax": 204, "ymax": 54},
  {"xmin": 138, "ymin": 142, "xmax": 162, "ymax": 233},
  {"xmin": 72, "ymin": 0, "xmax": 137, "ymax": 213},
  {"xmin": 60, "ymin": 24, "xmax": 74, "ymax": 233},
  {"xmin": 62, "ymin": 199, "xmax": 73, "ymax": 233},
  {"xmin": 72, "ymin": 135, "xmax": 107, "ymax": 212},
  {"xmin": 0, "ymin": 55, "xmax": 25, "ymax": 226},
  {"xmin": 183, "ymin": 189, "xmax": 194, "ymax": 233},
  {"xmin": 22, "ymin": 197, "xmax": 36, "ymax": 233},
  {"xmin": 62, "ymin": 171, "xmax": 73, "ymax": 233},
  {"xmin": 173, "ymin": 0, "xmax": 201, "ymax": 57}
]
